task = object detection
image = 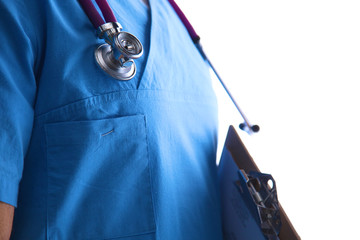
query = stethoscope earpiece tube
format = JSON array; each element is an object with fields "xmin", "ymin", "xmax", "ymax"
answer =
[
  {"xmin": 94, "ymin": 0, "xmax": 117, "ymax": 23},
  {"xmin": 195, "ymin": 42, "xmax": 259, "ymax": 135},
  {"xmin": 78, "ymin": 0, "xmax": 105, "ymax": 28},
  {"xmin": 168, "ymin": 0, "xmax": 200, "ymax": 43},
  {"xmin": 169, "ymin": 0, "xmax": 259, "ymax": 135},
  {"xmin": 78, "ymin": 0, "xmax": 143, "ymax": 81}
]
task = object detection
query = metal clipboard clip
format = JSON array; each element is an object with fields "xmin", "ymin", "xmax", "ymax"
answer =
[
  {"xmin": 218, "ymin": 126, "xmax": 301, "ymax": 240},
  {"xmin": 236, "ymin": 170, "xmax": 282, "ymax": 240}
]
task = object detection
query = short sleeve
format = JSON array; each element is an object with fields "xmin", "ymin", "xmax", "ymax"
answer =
[{"xmin": 0, "ymin": 1, "xmax": 37, "ymax": 207}]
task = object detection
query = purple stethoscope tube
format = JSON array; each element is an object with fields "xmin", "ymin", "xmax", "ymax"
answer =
[
  {"xmin": 78, "ymin": 0, "xmax": 259, "ymax": 134},
  {"xmin": 95, "ymin": 0, "xmax": 117, "ymax": 23},
  {"xmin": 78, "ymin": 0, "xmax": 144, "ymax": 81},
  {"xmin": 167, "ymin": 0, "xmax": 200, "ymax": 43},
  {"xmin": 78, "ymin": 0, "xmax": 117, "ymax": 28}
]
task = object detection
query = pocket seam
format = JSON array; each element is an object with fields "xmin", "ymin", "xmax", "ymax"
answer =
[{"xmin": 142, "ymin": 115, "xmax": 157, "ymax": 229}]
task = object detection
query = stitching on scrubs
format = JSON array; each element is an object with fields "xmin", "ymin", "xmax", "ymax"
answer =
[
  {"xmin": 101, "ymin": 129, "xmax": 114, "ymax": 137},
  {"xmin": 34, "ymin": 89, "xmax": 216, "ymax": 122},
  {"xmin": 142, "ymin": 115, "xmax": 158, "ymax": 226},
  {"xmin": 44, "ymin": 124, "xmax": 50, "ymax": 239}
]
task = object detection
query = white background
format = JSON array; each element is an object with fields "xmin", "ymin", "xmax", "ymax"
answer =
[{"xmin": 176, "ymin": 0, "xmax": 360, "ymax": 239}]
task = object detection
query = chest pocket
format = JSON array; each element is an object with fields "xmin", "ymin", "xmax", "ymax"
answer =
[{"xmin": 44, "ymin": 115, "xmax": 156, "ymax": 240}]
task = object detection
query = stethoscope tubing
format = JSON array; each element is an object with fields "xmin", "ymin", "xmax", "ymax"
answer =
[
  {"xmin": 168, "ymin": 0, "xmax": 200, "ymax": 43},
  {"xmin": 95, "ymin": 0, "xmax": 117, "ymax": 23},
  {"xmin": 78, "ymin": 0, "xmax": 117, "ymax": 28},
  {"xmin": 79, "ymin": 0, "xmax": 143, "ymax": 81},
  {"xmin": 168, "ymin": 0, "xmax": 259, "ymax": 134},
  {"xmin": 196, "ymin": 43, "xmax": 259, "ymax": 134},
  {"xmin": 78, "ymin": 0, "xmax": 259, "ymax": 133}
]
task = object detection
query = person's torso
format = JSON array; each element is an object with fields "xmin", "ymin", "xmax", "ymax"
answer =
[{"xmin": 11, "ymin": 1, "xmax": 223, "ymax": 239}]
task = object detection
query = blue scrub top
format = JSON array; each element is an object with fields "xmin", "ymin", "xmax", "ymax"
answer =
[{"xmin": 0, "ymin": 0, "xmax": 223, "ymax": 239}]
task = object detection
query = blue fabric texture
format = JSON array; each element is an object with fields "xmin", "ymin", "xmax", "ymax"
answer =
[{"xmin": 0, "ymin": 0, "xmax": 223, "ymax": 239}]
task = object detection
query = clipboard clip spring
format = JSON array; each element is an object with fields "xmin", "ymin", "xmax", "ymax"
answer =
[{"xmin": 237, "ymin": 170, "xmax": 282, "ymax": 240}]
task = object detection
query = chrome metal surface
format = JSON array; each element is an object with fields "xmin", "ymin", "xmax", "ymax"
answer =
[
  {"xmin": 95, "ymin": 22, "xmax": 143, "ymax": 81},
  {"xmin": 238, "ymin": 170, "xmax": 282, "ymax": 240},
  {"xmin": 114, "ymin": 32, "xmax": 143, "ymax": 59},
  {"xmin": 95, "ymin": 44, "xmax": 136, "ymax": 81},
  {"xmin": 97, "ymin": 22, "xmax": 122, "ymax": 44}
]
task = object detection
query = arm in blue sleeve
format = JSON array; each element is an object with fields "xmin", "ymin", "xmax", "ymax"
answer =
[{"xmin": 0, "ymin": 1, "xmax": 37, "ymax": 207}]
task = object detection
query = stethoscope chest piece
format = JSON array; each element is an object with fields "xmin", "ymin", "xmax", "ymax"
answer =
[
  {"xmin": 94, "ymin": 22, "xmax": 143, "ymax": 81},
  {"xmin": 115, "ymin": 32, "xmax": 143, "ymax": 59},
  {"xmin": 79, "ymin": 0, "xmax": 144, "ymax": 81},
  {"xmin": 95, "ymin": 22, "xmax": 143, "ymax": 81},
  {"xmin": 78, "ymin": 0, "xmax": 144, "ymax": 81},
  {"xmin": 95, "ymin": 43, "xmax": 137, "ymax": 81}
]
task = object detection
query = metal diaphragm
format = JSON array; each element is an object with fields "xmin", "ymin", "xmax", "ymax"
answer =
[
  {"xmin": 95, "ymin": 44, "xmax": 136, "ymax": 81},
  {"xmin": 114, "ymin": 32, "xmax": 143, "ymax": 59}
]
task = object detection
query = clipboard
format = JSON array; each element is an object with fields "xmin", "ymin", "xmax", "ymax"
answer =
[{"xmin": 218, "ymin": 126, "xmax": 301, "ymax": 240}]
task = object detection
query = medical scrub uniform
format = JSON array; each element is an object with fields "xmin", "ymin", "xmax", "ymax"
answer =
[{"xmin": 0, "ymin": 0, "xmax": 223, "ymax": 239}]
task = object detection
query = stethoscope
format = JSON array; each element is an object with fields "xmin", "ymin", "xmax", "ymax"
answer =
[
  {"xmin": 78, "ymin": 0, "xmax": 260, "ymax": 135},
  {"xmin": 78, "ymin": 0, "xmax": 143, "ymax": 80}
]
